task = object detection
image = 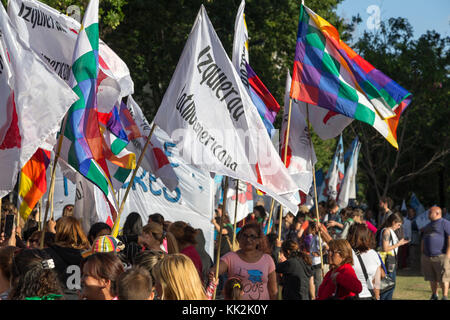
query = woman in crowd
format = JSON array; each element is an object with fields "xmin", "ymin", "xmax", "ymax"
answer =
[
  {"xmin": 317, "ymin": 239, "xmax": 362, "ymax": 300},
  {"xmin": 142, "ymin": 222, "xmax": 178, "ymax": 254},
  {"xmin": 87, "ymin": 222, "xmax": 111, "ymax": 245},
  {"xmin": 152, "ymin": 253, "xmax": 206, "ymax": 300},
  {"xmin": 276, "ymin": 239, "xmax": 315, "ymax": 300},
  {"xmin": 80, "ymin": 252, "xmax": 125, "ymax": 300},
  {"xmin": 118, "ymin": 212, "xmax": 144, "ymax": 266},
  {"xmin": 168, "ymin": 221, "xmax": 203, "ymax": 280},
  {"xmin": 0, "ymin": 246, "xmax": 16, "ymax": 300},
  {"xmin": 44, "ymin": 216, "xmax": 90, "ymax": 300},
  {"xmin": 9, "ymin": 248, "xmax": 64, "ymax": 300},
  {"xmin": 379, "ymin": 212, "xmax": 410, "ymax": 300},
  {"xmin": 135, "ymin": 250, "xmax": 166, "ymax": 295},
  {"xmin": 347, "ymin": 223, "xmax": 382, "ymax": 300},
  {"xmin": 211, "ymin": 223, "xmax": 278, "ymax": 300}
]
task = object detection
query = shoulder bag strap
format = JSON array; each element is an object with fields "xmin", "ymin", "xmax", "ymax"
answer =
[{"xmin": 355, "ymin": 251, "xmax": 375, "ymax": 298}]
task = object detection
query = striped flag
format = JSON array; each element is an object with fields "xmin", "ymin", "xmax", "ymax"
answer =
[
  {"xmin": 59, "ymin": 0, "xmax": 119, "ymax": 210},
  {"xmin": 232, "ymin": 0, "xmax": 280, "ymax": 137},
  {"xmin": 337, "ymin": 137, "xmax": 361, "ymax": 208},
  {"xmin": 319, "ymin": 135, "xmax": 345, "ymax": 201},
  {"xmin": 290, "ymin": 5, "xmax": 412, "ymax": 148},
  {"xmin": 18, "ymin": 148, "xmax": 51, "ymax": 220}
]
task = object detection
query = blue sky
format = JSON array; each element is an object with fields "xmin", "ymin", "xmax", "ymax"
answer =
[{"xmin": 336, "ymin": 0, "xmax": 449, "ymax": 41}]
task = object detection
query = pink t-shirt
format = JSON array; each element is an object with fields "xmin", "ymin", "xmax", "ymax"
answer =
[{"xmin": 221, "ymin": 251, "xmax": 275, "ymax": 300}]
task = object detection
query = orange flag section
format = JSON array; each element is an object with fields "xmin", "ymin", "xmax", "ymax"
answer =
[{"xmin": 18, "ymin": 148, "xmax": 51, "ymax": 220}]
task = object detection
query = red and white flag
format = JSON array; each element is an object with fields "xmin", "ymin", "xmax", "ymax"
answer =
[
  {"xmin": 0, "ymin": 4, "xmax": 77, "ymax": 197},
  {"xmin": 281, "ymin": 72, "xmax": 317, "ymax": 195}
]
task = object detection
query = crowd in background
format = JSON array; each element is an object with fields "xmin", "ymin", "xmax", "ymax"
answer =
[{"xmin": 0, "ymin": 196, "xmax": 448, "ymax": 301}]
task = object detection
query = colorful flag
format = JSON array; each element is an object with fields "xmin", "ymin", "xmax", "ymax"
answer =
[
  {"xmin": 18, "ymin": 148, "xmax": 51, "ymax": 220},
  {"xmin": 337, "ymin": 137, "xmax": 361, "ymax": 208},
  {"xmin": 319, "ymin": 135, "xmax": 345, "ymax": 201},
  {"xmin": 232, "ymin": 0, "xmax": 280, "ymax": 137},
  {"xmin": 290, "ymin": 5, "xmax": 412, "ymax": 148},
  {"xmin": 154, "ymin": 5, "xmax": 299, "ymax": 214},
  {"xmin": 59, "ymin": 0, "xmax": 119, "ymax": 210},
  {"xmin": 0, "ymin": 4, "xmax": 77, "ymax": 197},
  {"xmin": 281, "ymin": 71, "xmax": 317, "ymax": 194}
]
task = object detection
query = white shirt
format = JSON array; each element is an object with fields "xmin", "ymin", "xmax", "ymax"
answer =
[{"xmin": 352, "ymin": 249, "xmax": 381, "ymax": 298}]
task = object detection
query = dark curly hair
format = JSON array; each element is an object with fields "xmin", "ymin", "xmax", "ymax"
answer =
[{"xmin": 9, "ymin": 249, "xmax": 63, "ymax": 300}]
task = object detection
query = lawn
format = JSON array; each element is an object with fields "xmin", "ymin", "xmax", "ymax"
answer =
[{"xmin": 394, "ymin": 268, "xmax": 431, "ymax": 300}]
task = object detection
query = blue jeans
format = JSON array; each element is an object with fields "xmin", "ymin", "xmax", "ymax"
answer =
[{"xmin": 380, "ymin": 269, "xmax": 396, "ymax": 300}]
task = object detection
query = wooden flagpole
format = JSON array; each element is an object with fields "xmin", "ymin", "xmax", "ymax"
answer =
[
  {"xmin": 111, "ymin": 123, "xmax": 157, "ymax": 237},
  {"xmin": 213, "ymin": 176, "xmax": 229, "ymax": 300},
  {"xmin": 277, "ymin": 97, "xmax": 294, "ymax": 242},
  {"xmin": 306, "ymin": 103, "xmax": 325, "ymax": 278},
  {"xmin": 232, "ymin": 179, "xmax": 239, "ymax": 249},
  {"xmin": 40, "ymin": 134, "xmax": 64, "ymax": 249},
  {"xmin": 267, "ymin": 198, "xmax": 275, "ymax": 233}
]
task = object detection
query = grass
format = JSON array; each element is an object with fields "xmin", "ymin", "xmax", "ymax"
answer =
[{"xmin": 394, "ymin": 268, "xmax": 431, "ymax": 300}]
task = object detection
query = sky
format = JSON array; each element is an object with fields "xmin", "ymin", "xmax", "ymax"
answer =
[{"xmin": 336, "ymin": 0, "xmax": 449, "ymax": 41}]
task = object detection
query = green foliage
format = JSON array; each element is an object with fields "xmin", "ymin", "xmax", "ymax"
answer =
[
  {"xmin": 40, "ymin": 0, "xmax": 126, "ymax": 36},
  {"xmin": 349, "ymin": 18, "xmax": 450, "ymax": 209}
]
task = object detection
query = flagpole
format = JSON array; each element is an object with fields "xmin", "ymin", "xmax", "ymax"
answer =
[
  {"xmin": 213, "ymin": 176, "xmax": 229, "ymax": 300},
  {"xmin": 38, "ymin": 199, "xmax": 42, "ymax": 231},
  {"xmin": 306, "ymin": 103, "xmax": 325, "ymax": 278},
  {"xmin": 277, "ymin": 97, "xmax": 294, "ymax": 243},
  {"xmin": 40, "ymin": 130, "xmax": 65, "ymax": 249},
  {"xmin": 111, "ymin": 123, "xmax": 157, "ymax": 237},
  {"xmin": 232, "ymin": 179, "xmax": 239, "ymax": 249},
  {"xmin": 267, "ymin": 198, "xmax": 275, "ymax": 233}
]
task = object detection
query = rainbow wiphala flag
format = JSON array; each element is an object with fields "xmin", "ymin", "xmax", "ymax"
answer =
[{"xmin": 290, "ymin": 5, "xmax": 412, "ymax": 148}]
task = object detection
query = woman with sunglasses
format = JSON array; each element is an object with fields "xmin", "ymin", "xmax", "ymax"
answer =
[
  {"xmin": 317, "ymin": 239, "xmax": 362, "ymax": 300},
  {"xmin": 210, "ymin": 223, "xmax": 277, "ymax": 300}
]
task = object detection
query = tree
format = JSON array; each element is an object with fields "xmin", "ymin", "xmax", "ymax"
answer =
[{"xmin": 348, "ymin": 18, "xmax": 449, "ymax": 209}]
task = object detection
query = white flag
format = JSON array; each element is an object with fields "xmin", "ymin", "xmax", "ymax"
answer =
[
  {"xmin": 8, "ymin": 0, "xmax": 134, "ymax": 107},
  {"xmin": 281, "ymin": 72, "xmax": 317, "ymax": 194},
  {"xmin": 226, "ymin": 178, "xmax": 254, "ymax": 224},
  {"xmin": 297, "ymin": 101, "xmax": 352, "ymax": 141},
  {"xmin": 124, "ymin": 96, "xmax": 179, "ymax": 191},
  {"xmin": 154, "ymin": 6, "xmax": 299, "ymax": 214},
  {"xmin": 337, "ymin": 138, "xmax": 361, "ymax": 208},
  {"xmin": 0, "ymin": 4, "xmax": 77, "ymax": 197}
]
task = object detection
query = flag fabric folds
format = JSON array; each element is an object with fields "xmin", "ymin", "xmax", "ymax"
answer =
[
  {"xmin": 226, "ymin": 179, "xmax": 254, "ymax": 224},
  {"xmin": 319, "ymin": 134, "xmax": 345, "ymax": 201},
  {"xmin": 232, "ymin": 0, "xmax": 280, "ymax": 138},
  {"xmin": 290, "ymin": 4, "xmax": 412, "ymax": 148},
  {"xmin": 154, "ymin": 5, "xmax": 299, "ymax": 214},
  {"xmin": 281, "ymin": 71, "xmax": 317, "ymax": 194},
  {"xmin": 0, "ymin": 4, "xmax": 77, "ymax": 197},
  {"xmin": 18, "ymin": 148, "xmax": 51, "ymax": 220},
  {"xmin": 59, "ymin": 0, "xmax": 119, "ymax": 210},
  {"xmin": 337, "ymin": 137, "xmax": 361, "ymax": 208}
]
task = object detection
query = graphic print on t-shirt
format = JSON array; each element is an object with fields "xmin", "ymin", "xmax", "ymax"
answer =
[{"xmin": 236, "ymin": 267, "xmax": 264, "ymax": 300}]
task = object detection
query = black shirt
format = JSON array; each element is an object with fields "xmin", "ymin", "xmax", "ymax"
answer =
[{"xmin": 276, "ymin": 256, "xmax": 313, "ymax": 300}]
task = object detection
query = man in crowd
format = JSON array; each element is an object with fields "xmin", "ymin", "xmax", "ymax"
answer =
[{"xmin": 421, "ymin": 206, "xmax": 450, "ymax": 300}]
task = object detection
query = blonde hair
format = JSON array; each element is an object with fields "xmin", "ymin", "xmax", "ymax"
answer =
[{"xmin": 152, "ymin": 253, "xmax": 206, "ymax": 300}]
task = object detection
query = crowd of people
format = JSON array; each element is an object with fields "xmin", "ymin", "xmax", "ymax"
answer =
[{"xmin": 0, "ymin": 196, "xmax": 448, "ymax": 301}]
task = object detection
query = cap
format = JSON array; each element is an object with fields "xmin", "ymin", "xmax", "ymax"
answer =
[{"xmin": 82, "ymin": 235, "xmax": 125, "ymax": 258}]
